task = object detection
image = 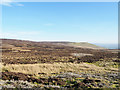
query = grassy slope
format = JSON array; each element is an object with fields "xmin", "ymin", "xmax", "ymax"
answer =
[{"xmin": 67, "ymin": 42, "xmax": 105, "ymax": 49}]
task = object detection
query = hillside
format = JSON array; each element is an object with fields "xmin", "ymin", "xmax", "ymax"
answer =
[
  {"xmin": 54, "ymin": 42, "xmax": 105, "ymax": 49},
  {"xmin": 1, "ymin": 39, "xmax": 104, "ymax": 49},
  {"xmin": 1, "ymin": 39, "xmax": 119, "ymax": 89},
  {"xmin": 1, "ymin": 38, "xmax": 117, "ymax": 64}
]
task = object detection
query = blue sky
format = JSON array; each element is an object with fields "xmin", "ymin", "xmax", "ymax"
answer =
[{"xmin": 2, "ymin": 2, "xmax": 118, "ymax": 44}]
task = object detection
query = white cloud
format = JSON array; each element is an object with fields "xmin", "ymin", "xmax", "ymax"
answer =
[
  {"xmin": 0, "ymin": 0, "xmax": 24, "ymax": 7},
  {"xmin": 18, "ymin": 31, "xmax": 40, "ymax": 35},
  {"xmin": 1, "ymin": 31, "xmax": 43, "ymax": 41},
  {"xmin": 16, "ymin": 3, "xmax": 24, "ymax": 6},
  {"xmin": 1, "ymin": 0, "xmax": 119, "ymax": 2},
  {"xmin": 0, "ymin": 0, "xmax": 13, "ymax": 6},
  {"xmin": 1, "ymin": 31, "xmax": 40, "ymax": 38}
]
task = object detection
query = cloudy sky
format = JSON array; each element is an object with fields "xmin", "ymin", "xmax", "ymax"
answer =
[{"xmin": 1, "ymin": 2, "xmax": 118, "ymax": 44}]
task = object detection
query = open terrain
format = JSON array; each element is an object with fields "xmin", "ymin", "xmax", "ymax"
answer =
[{"xmin": 0, "ymin": 39, "xmax": 119, "ymax": 89}]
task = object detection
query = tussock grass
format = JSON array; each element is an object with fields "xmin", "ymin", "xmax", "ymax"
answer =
[{"xmin": 2, "ymin": 62, "xmax": 118, "ymax": 78}]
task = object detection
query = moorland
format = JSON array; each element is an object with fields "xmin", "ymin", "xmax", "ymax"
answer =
[{"xmin": 0, "ymin": 39, "xmax": 119, "ymax": 89}]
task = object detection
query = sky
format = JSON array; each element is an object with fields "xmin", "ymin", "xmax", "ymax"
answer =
[{"xmin": 1, "ymin": 2, "xmax": 118, "ymax": 44}]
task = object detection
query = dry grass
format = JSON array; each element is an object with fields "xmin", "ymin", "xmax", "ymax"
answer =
[
  {"xmin": 0, "ymin": 63, "xmax": 3, "ymax": 78},
  {"xmin": 1, "ymin": 62, "xmax": 118, "ymax": 78}
]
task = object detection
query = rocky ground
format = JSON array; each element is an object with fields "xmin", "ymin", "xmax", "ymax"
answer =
[{"xmin": 1, "ymin": 71, "xmax": 120, "ymax": 89}]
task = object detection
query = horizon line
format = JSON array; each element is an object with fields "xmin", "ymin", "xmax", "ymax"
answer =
[{"xmin": 0, "ymin": 38, "xmax": 118, "ymax": 44}]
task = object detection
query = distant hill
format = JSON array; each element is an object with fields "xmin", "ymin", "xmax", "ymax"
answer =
[
  {"xmin": 1, "ymin": 39, "xmax": 105, "ymax": 49},
  {"xmin": 53, "ymin": 42, "xmax": 105, "ymax": 49}
]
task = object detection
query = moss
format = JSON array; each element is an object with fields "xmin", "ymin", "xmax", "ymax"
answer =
[{"xmin": 111, "ymin": 84, "xmax": 119, "ymax": 88}]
